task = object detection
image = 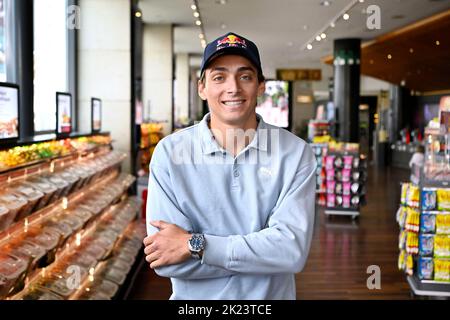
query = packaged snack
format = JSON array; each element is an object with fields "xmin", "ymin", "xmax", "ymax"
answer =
[
  {"xmin": 352, "ymin": 171, "xmax": 360, "ymax": 181},
  {"xmin": 343, "ymin": 182, "xmax": 351, "ymax": 195},
  {"xmin": 326, "ymin": 169, "xmax": 335, "ymax": 181},
  {"xmin": 419, "ymin": 234, "xmax": 434, "ymax": 256},
  {"xmin": 102, "ymin": 266, "xmax": 127, "ymax": 285},
  {"xmin": 7, "ymin": 240, "xmax": 46, "ymax": 270},
  {"xmin": 326, "ymin": 181, "xmax": 336, "ymax": 194},
  {"xmin": 25, "ymin": 227, "xmax": 62, "ymax": 266},
  {"xmin": 334, "ymin": 156, "xmax": 343, "ymax": 168},
  {"xmin": 407, "ymin": 185, "xmax": 420, "ymax": 208},
  {"xmin": 343, "ymin": 155, "xmax": 353, "ymax": 169},
  {"xmin": 0, "ymin": 205, "xmax": 11, "ymax": 233},
  {"xmin": 406, "ymin": 232, "xmax": 419, "ymax": 254},
  {"xmin": 420, "ymin": 214, "xmax": 436, "ymax": 234},
  {"xmin": 418, "ymin": 257, "xmax": 434, "ymax": 280},
  {"xmin": 22, "ymin": 179, "xmax": 57, "ymax": 210},
  {"xmin": 17, "ymin": 285, "xmax": 64, "ymax": 300},
  {"xmin": 398, "ymin": 250, "xmax": 406, "ymax": 270},
  {"xmin": 335, "ymin": 170, "xmax": 343, "ymax": 181},
  {"xmin": 342, "ymin": 195, "xmax": 350, "ymax": 208},
  {"xmin": 325, "ymin": 155, "xmax": 335, "ymax": 170},
  {"xmin": 43, "ymin": 174, "xmax": 70, "ymax": 199},
  {"xmin": 0, "ymin": 253, "xmax": 29, "ymax": 299},
  {"xmin": 433, "ymin": 235, "xmax": 450, "ymax": 258},
  {"xmin": 400, "ymin": 183, "xmax": 409, "ymax": 205},
  {"xmin": 351, "ymin": 195, "xmax": 360, "ymax": 208},
  {"xmin": 434, "ymin": 259, "xmax": 450, "ymax": 282},
  {"xmin": 406, "ymin": 254, "xmax": 414, "ymax": 275},
  {"xmin": 336, "ymin": 195, "xmax": 343, "ymax": 207},
  {"xmin": 421, "ymin": 190, "xmax": 437, "ymax": 211},
  {"xmin": 335, "ymin": 182, "xmax": 342, "ymax": 194},
  {"xmin": 352, "ymin": 157, "xmax": 360, "ymax": 169},
  {"xmin": 0, "ymin": 193, "xmax": 28, "ymax": 231},
  {"xmin": 9, "ymin": 183, "xmax": 44, "ymax": 220},
  {"xmin": 436, "ymin": 214, "xmax": 450, "ymax": 234},
  {"xmin": 396, "ymin": 206, "xmax": 407, "ymax": 228},
  {"xmin": 437, "ymin": 188, "xmax": 450, "ymax": 211}
]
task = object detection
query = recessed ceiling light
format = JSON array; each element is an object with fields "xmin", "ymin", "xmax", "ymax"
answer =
[
  {"xmin": 400, "ymin": 80, "xmax": 406, "ymax": 86},
  {"xmin": 193, "ymin": 12, "xmax": 200, "ymax": 18},
  {"xmin": 195, "ymin": 20, "xmax": 202, "ymax": 26},
  {"xmin": 191, "ymin": 4, "xmax": 197, "ymax": 10},
  {"xmin": 436, "ymin": 40, "xmax": 440, "ymax": 45},
  {"xmin": 307, "ymin": 44, "xmax": 313, "ymax": 50},
  {"xmin": 359, "ymin": 0, "xmax": 365, "ymax": 2},
  {"xmin": 387, "ymin": 54, "xmax": 392, "ymax": 59},
  {"xmin": 321, "ymin": 33, "xmax": 326, "ymax": 39},
  {"xmin": 135, "ymin": 11, "xmax": 142, "ymax": 18},
  {"xmin": 199, "ymin": 34, "xmax": 204, "ymax": 39},
  {"xmin": 343, "ymin": 13, "xmax": 350, "ymax": 20},
  {"xmin": 330, "ymin": 22, "xmax": 335, "ymax": 28},
  {"xmin": 320, "ymin": 0, "xmax": 331, "ymax": 6},
  {"xmin": 409, "ymin": 48, "xmax": 414, "ymax": 53},
  {"xmin": 316, "ymin": 35, "xmax": 322, "ymax": 41}
]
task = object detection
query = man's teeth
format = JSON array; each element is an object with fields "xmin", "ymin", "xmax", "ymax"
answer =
[{"xmin": 223, "ymin": 101, "xmax": 244, "ymax": 106}]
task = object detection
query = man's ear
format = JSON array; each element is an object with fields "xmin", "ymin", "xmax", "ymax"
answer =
[
  {"xmin": 198, "ymin": 80, "xmax": 207, "ymax": 101},
  {"xmin": 257, "ymin": 81, "xmax": 266, "ymax": 97}
]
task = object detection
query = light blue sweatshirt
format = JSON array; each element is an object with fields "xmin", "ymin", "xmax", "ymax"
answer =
[{"xmin": 146, "ymin": 113, "xmax": 317, "ymax": 300}]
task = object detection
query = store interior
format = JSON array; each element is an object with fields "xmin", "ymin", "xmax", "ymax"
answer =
[{"xmin": 0, "ymin": 0, "xmax": 450, "ymax": 300}]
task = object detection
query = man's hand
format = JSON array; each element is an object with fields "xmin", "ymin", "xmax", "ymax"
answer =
[{"xmin": 143, "ymin": 220, "xmax": 192, "ymax": 269}]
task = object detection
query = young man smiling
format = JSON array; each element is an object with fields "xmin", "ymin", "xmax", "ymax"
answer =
[{"xmin": 143, "ymin": 32, "xmax": 317, "ymax": 300}]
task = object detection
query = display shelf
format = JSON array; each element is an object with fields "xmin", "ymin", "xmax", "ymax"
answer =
[
  {"xmin": 0, "ymin": 133, "xmax": 142, "ymax": 300},
  {"xmin": 325, "ymin": 209, "xmax": 360, "ymax": 219},
  {"xmin": 407, "ymin": 275, "xmax": 450, "ymax": 297}
]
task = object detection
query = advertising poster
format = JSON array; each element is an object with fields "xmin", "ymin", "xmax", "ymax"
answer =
[
  {"xmin": 0, "ymin": 85, "xmax": 19, "ymax": 139},
  {"xmin": 57, "ymin": 93, "xmax": 72, "ymax": 134}
]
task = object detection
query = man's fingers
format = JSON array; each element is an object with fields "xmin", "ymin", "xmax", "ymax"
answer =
[
  {"xmin": 143, "ymin": 235, "xmax": 154, "ymax": 246},
  {"xmin": 144, "ymin": 242, "xmax": 157, "ymax": 255},
  {"xmin": 145, "ymin": 251, "xmax": 160, "ymax": 264}
]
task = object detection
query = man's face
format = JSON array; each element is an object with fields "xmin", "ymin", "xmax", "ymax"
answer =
[{"xmin": 198, "ymin": 54, "xmax": 265, "ymax": 127}]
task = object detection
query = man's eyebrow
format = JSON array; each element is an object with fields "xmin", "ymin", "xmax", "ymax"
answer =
[{"xmin": 209, "ymin": 66, "xmax": 256, "ymax": 73}]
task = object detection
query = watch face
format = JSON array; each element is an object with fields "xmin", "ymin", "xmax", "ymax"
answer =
[{"xmin": 189, "ymin": 234, "xmax": 204, "ymax": 252}]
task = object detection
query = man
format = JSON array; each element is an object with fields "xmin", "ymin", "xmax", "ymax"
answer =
[{"xmin": 143, "ymin": 32, "xmax": 317, "ymax": 300}]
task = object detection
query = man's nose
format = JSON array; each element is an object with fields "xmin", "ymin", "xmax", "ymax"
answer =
[{"xmin": 226, "ymin": 76, "xmax": 242, "ymax": 94}]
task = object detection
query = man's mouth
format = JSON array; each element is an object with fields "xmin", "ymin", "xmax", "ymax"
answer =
[{"xmin": 222, "ymin": 99, "xmax": 246, "ymax": 107}]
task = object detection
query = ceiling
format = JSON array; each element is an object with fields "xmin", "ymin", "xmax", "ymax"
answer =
[{"xmin": 139, "ymin": 0, "xmax": 450, "ymax": 78}]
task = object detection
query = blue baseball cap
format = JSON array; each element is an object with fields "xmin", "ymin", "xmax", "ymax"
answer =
[{"xmin": 200, "ymin": 32, "xmax": 263, "ymax": 78}]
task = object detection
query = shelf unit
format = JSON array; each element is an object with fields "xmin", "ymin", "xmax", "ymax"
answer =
[{"xmin": 0, "ymin": 134, "xmax": 145, "ymax": 300}]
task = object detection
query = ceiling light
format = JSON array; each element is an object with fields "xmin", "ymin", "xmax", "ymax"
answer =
[
  {"xmin": 320, "ymin": 1, "xmax": 331, "ymax": 6},
  {"xmin": 321, "ymin": 33, "xmax": 326, "ymax": 39},
  {"xmin": 436, "ymin": 40, "xmax": 440, "ymax": 45},
  {"xmin": 359, "ymin": 0, "xmax": 365, "ymax": 2},
  {"xmin": 218, "ymin": 0, "xmax": 227, "ymax": 4},
  {"xmin": 195, "ymin": 20, "xmax": 202, "ymax": 26},
  {"xmin": 330, "ymin": 22, "xmax": 335, "ymax": 28},
  {"xmin": 343, "ymin": 13, "xmax": 350, "ymax": 20},
  {"xmin": 307, "ymin": 44, "xmax": 313, "ymax": 50},
  {"xmin": 316, "ymin": 35, "xmax": 322, "ymax": 41},
  {"xmin": 199, "ymin": 34, "xmax": 204, "ymax": 39},
  {"xmin": 193, "ymin": 12, "xmax": 200, "ymax": 18},
  {"xmin": 135, "ymin": 11, "xmax": 142, "ymax": 18},
  {"xmin": 409, "ymin": 48, "xmax": 414, "ymax": 53},
  {"xmin": 387, "ymin": 54, "xmax": 392, "ymax": 59},
  {"xmin": 400, "ymin": 80, "xmax": 406, "ymax": 86},
  {"xmin": 191, "ymin": 4, "xmax": 197, "ymax": 10}
]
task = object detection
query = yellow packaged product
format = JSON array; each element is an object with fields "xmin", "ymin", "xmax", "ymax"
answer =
[{"xmin": 437, "ymin": 189, "xmax": 450, "ymax": 211}]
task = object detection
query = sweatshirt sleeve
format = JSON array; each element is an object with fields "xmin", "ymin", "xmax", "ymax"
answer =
[
  {"xmin": 201, "ymin": 148, "xmax": 317, "ymax": 274},
  {"xmin": 146, "ymin": 150, "xmax": 237, "ymax": 280}
]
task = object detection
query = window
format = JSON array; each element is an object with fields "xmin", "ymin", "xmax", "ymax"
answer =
[{"xmin": 33, "ymin": 0, "xmax": 68, "ymax": 132}]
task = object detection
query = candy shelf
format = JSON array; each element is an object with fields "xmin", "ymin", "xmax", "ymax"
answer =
[
  {"xmin": 397, "ymin": 130, "xmax": 450, "ymax": 297},
  {"xmin": 0, "ymin": 133, "xmax": 143, "ymax": 300}
]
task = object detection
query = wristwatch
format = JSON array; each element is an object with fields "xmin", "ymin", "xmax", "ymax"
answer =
[{"xmin": 188, "ymin": 233, "xmax": 205, "ymax": 259}]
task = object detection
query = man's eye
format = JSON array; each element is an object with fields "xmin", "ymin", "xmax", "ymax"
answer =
[
  {"xmin": 241, "ymin": 75, "xmax": 252, "ymax": 80},
  {"xmin": 213, "ymin": 75, "xmax": 224, "ymax": 81}
]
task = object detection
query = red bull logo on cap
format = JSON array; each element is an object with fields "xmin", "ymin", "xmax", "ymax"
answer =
[{"xmin": 216, "ymin": 34, "xmax": 247, "ymax": 50}]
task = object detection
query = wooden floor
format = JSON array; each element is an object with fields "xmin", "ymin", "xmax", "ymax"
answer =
[{"xmin": 127, "ymin": 165, "xmax": 412, "ymax": 300}]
